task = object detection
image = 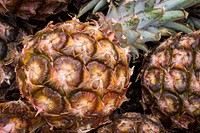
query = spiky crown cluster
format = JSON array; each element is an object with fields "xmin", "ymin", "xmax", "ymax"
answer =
[
  {"xmin": 16, "ymin": 18, "xmax": 132, "ymax": 131},
  {"xmin": 142, "ymin": 31, "xmax": 200, "ymax": 129},
  {"xmin": 79, "ymin": 0, "xmax": 200, "ymax": 58}
]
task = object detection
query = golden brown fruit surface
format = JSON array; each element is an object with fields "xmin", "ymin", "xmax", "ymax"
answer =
[
  {"xmin": 16, "ymin": 18, "xmax": 132, "ymax": 132},
  {"xmin": 0, "ymin": 0, "xmax": 71, "ymax": 20},
  {"xmin": 0, "ymin": 100, "xmax": 44, "ymax": 133},
  {"xmin": 0, "ymin": 15, "xmax": 28, "ymax": 101},
  {"xmin": 97, "ymin": 112, "xmax": 166, "ymax": 133},
  {"xmin": 142, "ymin": 31, "xmax": 200, "ymax": 129}
]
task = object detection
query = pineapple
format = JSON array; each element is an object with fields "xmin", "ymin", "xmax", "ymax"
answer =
[
  {"xmin": 0, "ymin": 15, "xmax": 28, "ymax": 101},
  {"xmin": 16, "ymin": 18, "xmax": 133, "ymax": 132},
  {"xmin": 141, "ymin": 31, "xmax": 200, "ymax": 129},
  {"xmin": 97, "ymin": 112, "xmax": 166, "ymax": 133},
  {"xmin": 0, "ymin": 100, "xmax": 45, "ymax": 133},
  {"xmin": 0, "ymin": 0, "xmax": 71, "ymax": 20}
]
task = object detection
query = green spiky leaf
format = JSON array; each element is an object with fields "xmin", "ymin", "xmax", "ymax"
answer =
[
  {"xmin": 164, "ymin": 22, "xmax": 193, "ymax": 33},
  {"xmin": 155, "ymin": 0, "xmax": 200, "ymax": 10}
]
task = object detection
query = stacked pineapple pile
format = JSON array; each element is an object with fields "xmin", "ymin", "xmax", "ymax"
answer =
[{"xmin": 0, "ymin": 0, "xmax": 200, "ymax": 132}]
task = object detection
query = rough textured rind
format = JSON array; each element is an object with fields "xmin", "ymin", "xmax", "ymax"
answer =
[
  {"xmin": 16, "ymin": 18, "xmax": 132, "ymax": 132},
  {"xmin": 0, "ymin": 100, "xmax": 45, "ymax": 133},
  {"xmin": 0, "ymin": 0, "xmax": 71, "ymax": 20},
  {"xmin": 0, "ymin": 15, "xmax": 27, "ymax": 101},
  {"xmin": 97, "ymin": 112, "xmax": 166, "ymax": 133},
  {"xmin": 141, "ymin": 31, "xmax": 200, "ymax": 129}
]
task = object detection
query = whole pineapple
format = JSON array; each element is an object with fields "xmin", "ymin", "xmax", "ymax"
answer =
[
  {"xmin": 141, "ymin": 31, "xmax": 200, "ymax": 129},
  {"xmin": 0, "ymin": 0, "xmax": 71, "ymax": 20},
  {"xmin": 16, "ymin": 18, "xmax": 132, "ymax": 132},
  {"xmin": 0, "ymin": 100, "xmax": 45, "ymax": 133},
  {"xmin": 97, "ymin": 112, "xmax": 166, "ymax": 133}
]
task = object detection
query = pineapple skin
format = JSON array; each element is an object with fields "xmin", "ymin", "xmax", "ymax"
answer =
[
  {"xmin": 0, "ymin": 100, "xmax": 45, "ymax": 133},
  {"xmin": 0, "ymin": 0, "xmax": 71, "ymax": 20},
  {"xmin": 97, "ymin": 112, "xmax": 166, "ymax": 133},
  {"xmin": 142, "ymin": 31, "xmax": 200, "ymax": 129},
  {"xmin": 16, "ymin": 18, "xmax": 133, "ymax": 132},
  {"xmin": 0, "ymin": 15, "xmax": 26, "ymax": 101}
]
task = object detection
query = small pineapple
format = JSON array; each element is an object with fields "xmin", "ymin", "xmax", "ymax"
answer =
[
  {"xmin": 97, "ymin": 112, "xmax": 166, "ymax": 133},
  {"xmin": 0, "ymin": 100, "xmax": 45, "ymax": 133},
  {"xmin": 0, "ymin": 0, "xmax": 71, "ymax": 20},
  {"xmin": 141, "ymin": 31, "xmax": 200, "ymax": 129},
  {"xmin": 16, "ymin": 18, "xmax": 132, "ymax": 132}
]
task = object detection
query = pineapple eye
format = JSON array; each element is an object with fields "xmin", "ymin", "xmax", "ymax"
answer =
[
  {"xmin": 38, "ymin": 32, "xmax": 67, "ymax": 60},
  {"xmin": 170, "ymin": 70, "xmax": 187, "ymax": 93},
  {"xmin": 70, "ymin": 91, "xmax": 98, "ymax": 116},
  {"xmin": 188, "ymin": 95, "xmax": 200, "ymax": 115},
  {"xmin": 164, "ymin": 69, "xmax": 187, "ymax": 93},
  {"xmin": 138, "ymin": 122, "xmax": 160, "ymax": 133},
  {"xmin": 51, "ymin": 32, "xmax": 68, "ymax": 51},
  {"xmin": 50, "ymin": 56, "xmax": 83, "ymax": 95},
  {"xmin": 26, "ymin": 55, "xmax": 49, "ymax": 85},
  {"xmin": 171, "ymin": 49, "xmax": 192, "ymax": 69},
  {"xmin": 102, "ymin": 92, "xmax": 121, "ymax": 114},
  {"xmin": 116, "ymin": 119, "xmax": 135, "ymax": 132},
  {"xmin": 86, "ymin": 61, "xmax": 111, "ymax": 91},
  {"xmin": 33, "ymin": 87, "xmax": 63, "ymax": 114},
  {"xmin": 151, "ymin": 50, "xmax": 170, "ymax": 67},
  {"xmin": 8, "ymin": 117, "xmax": 28, "ymax": 130},
  {"xmin": 62, "ymin": 33, "xmax": 95, "ymax": 64},
  {"xmin": 83, "ymin": 25, "xmax": 104, "ymax": 41},
  {"xmin": 157, "ymin": 92, "xmax": 180, "ymax": 115},
  {"xmin": 93, "ymin": 39, "xmax": 118, "ymax": 68},
  {"xmin": 143, "ymin": 69, "xmax": 163, "ymax": 92}
]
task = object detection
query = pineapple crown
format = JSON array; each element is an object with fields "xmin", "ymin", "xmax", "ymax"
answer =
[{"xmin": 78, "ymin": 0, "xmax": 200, "ymax": 58}]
